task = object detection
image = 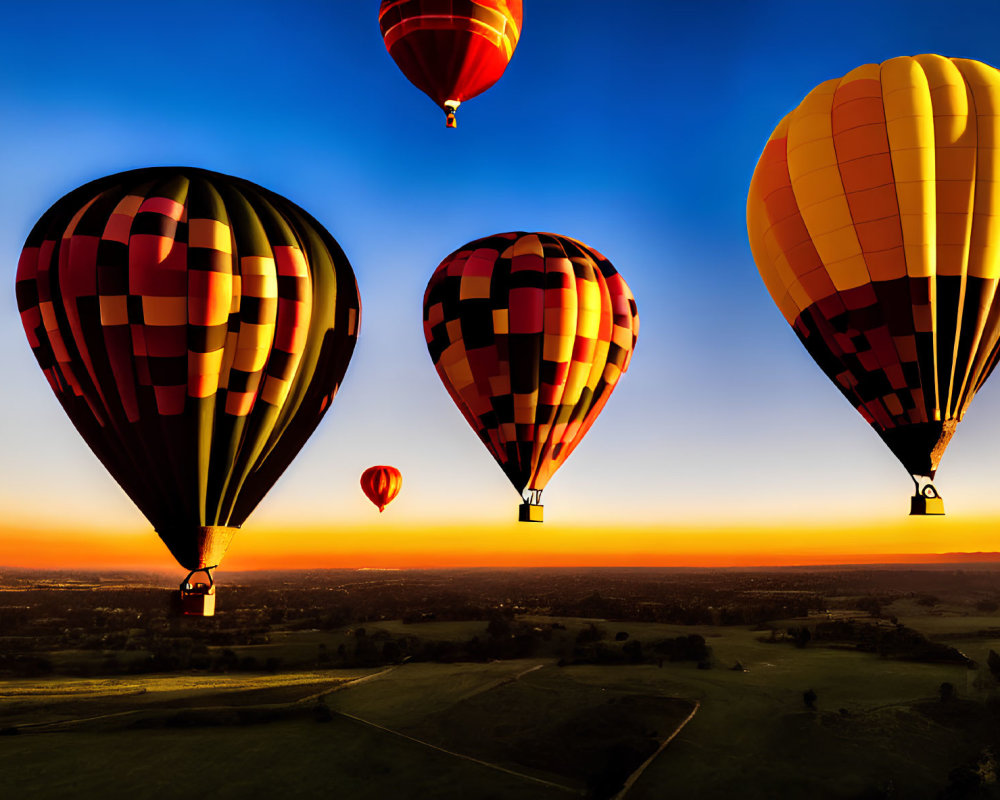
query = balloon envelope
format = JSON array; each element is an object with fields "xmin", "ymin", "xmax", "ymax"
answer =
[
  {"xmin": 423, "ymin": 232, "xmax": 638, "ymax": 511},
  {"xmin": 360, "ymin": 465, "xmax": 402, "ymax": 512},
  {"xmin": 16, "ymin": 167, "xmax": 361, "ymax": 569},
  {"xmin": 747, "ymin": 55, "xmax": 1000, "ymax": 506},
  {"xmin": 379, "ymin": 0, "xmax": 522, "ymax": 127}
]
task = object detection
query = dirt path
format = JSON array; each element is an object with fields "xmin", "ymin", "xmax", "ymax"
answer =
[
  {"xmin": 334, "ymin": 707, "xmax": 581, "ymax": 795},
  {"xmin": 15, "ymin": 707, "xmax": 147, "ymax": 731},
  {"xmin": 514, "ymin": 663, "xmax": 545, "ymax": 680},
  {"xmin": 330, "ymin": 662, "xmax": 578, "ymax": 795},
  {"xmin": 611, "ymin": 700, "xmax": 701, "ymax": 800},
  {"xmin": 294, "ymin": 666, "xmax": 397, "ymax": 705}
]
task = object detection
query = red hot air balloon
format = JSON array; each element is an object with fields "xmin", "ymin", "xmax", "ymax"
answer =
[
  {"xmin": 15, "ymin": 167, "xmax": 361, "ymax": 614},
  {"xmin": 379, "ymin": 0, "xmax": 522, "ymax": 128},
  {"xmin": 360, "ymin": 465, "xmax": 402, "ymax": 512},
  {"xmin": 423, "ymin": 233, "xmax": 639, "ymax": 521}
]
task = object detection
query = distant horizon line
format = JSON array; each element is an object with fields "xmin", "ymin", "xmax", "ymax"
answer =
[{"xmin": 4, "ymin": 551, "xmax": 1000, "ymax": 574}]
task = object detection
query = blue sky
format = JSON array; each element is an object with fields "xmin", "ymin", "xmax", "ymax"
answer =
[{"xmin": 4, "ymin": 1, "xmax": 1000, "ymax": 555}]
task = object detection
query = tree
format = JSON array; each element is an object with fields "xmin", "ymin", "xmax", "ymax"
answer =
[
  {"xmin": 988, "ymin": 649, "xmax": 1000, "ymax": 681},
  {"xmin": 622, "ymin": 639, "xmax": 643, "ymax": 663},
  {"xmin": 313, "ymin": 698, "xmax": 332, "ymax": 723},
  {"xmin": 215, "ymin": 648, "xmax": 238, "ymax": 672},
  {"xmin": 855, "ymin": 596, "xmax": 882, "ymax": 617},
  {"xmin": 487, "ymin": 616, "xmax": 511, "ymax": 639},
  {"xmin": 576, "ymin": 623, "xmax": 605, "ymax": 644},
  {"xmin": 789, "ymin": 626, "xmax": 811, "ymax": 648},
  {"xmin": 382, "ymin": 640, "xmax": 402, "ymax": 663}
]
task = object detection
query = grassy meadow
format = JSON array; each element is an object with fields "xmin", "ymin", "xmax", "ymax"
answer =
[{"xmin": 4, "ymin": 585, "xmax": 1000, "ymax": 798}]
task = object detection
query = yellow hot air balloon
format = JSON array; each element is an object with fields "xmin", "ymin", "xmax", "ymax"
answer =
[{"xmin": 748, "ymin": 55, "xmax": 1000, "ymax": 515}]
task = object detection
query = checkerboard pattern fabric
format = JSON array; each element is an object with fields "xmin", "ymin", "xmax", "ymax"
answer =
[
  {"xmin": 747, "ymin": 55, "xmax": 1000, "ymax": 479},
  {"xmin": 15, "ymin": 168, "xmax": 361, "ymax": 570},
  {"xmin": 379, "ymin": 0, "xmax": 522, "ymax": 126},
  {"xmin": 423, "ymin": 232, "xmax": 639, "ymax": 500}
]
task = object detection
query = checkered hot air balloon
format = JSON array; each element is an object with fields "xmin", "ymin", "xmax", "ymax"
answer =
[
  {"xmin": 16, "ymin": 167, "xmax": 361, "ymax": 611},
  {"xmin": 378, "ymin": 0, "xmax": 522, "ymax": 128},
  {"xmin": 360, "ymin": 465, "xmax": 402, "ymax": 512},
  {"xmin": 747, "ymin": 54, "xmax": 1000, "ymax": 516},
  {"xmin": 423, "ymin": 232, "xmax": 639, "ymax": 522}
]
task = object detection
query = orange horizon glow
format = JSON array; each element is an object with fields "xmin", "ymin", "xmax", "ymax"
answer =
[{"xmin": 3, "ymin": 518, "xmax": 1000, "ymax": 572}]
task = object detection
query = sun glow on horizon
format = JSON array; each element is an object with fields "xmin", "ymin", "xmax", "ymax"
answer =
[{"xmin": 3, "ymin": 516, "xmax": 1000, "ymax": 572}]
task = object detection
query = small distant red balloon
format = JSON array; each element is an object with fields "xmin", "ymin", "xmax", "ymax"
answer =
[
  {"xmin": 378, "ymin": 0, "xmax": 522, "ymax": 128},
  {"xmin": 360, "ymin": 466, "xmax": 402, "ymax": 512}
]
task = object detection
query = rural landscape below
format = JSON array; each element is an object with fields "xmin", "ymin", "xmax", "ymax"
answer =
[{"xmin": 4, "ymin": 563, "xmax": 1000, "ymax": 799}]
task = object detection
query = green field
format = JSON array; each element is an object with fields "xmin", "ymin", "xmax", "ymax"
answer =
[
  {"xmin": 3, "ymin": 614, "xmax": 1000, "ymax": 799},
  {"xmin": 0, "ymin": 717, "xmax": 566, "ymax": 800},
  {"xmin": 0, "ymin": 661, "xmax": 682, "ymax": 798},
  {"xmin": 560, "ymin": 628, "xmax": 979, "ymax": 799}
]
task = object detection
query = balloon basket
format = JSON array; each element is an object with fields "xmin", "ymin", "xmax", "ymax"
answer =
[
  {"xmin": 173, "ymin": 580, "xmax": 217, "ymax": 617},
  {"xmin": 518, "ymin": 502, "xmax": 543, "ymax": 523},
  {"xmin": 910, "ymin": 495, "xmax": 945, "ymax": 516}
]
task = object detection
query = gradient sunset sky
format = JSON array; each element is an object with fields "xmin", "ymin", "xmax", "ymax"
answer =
[{"xmin": 3, "ymin": 1, "xmax": 1000, "ymax": 571}]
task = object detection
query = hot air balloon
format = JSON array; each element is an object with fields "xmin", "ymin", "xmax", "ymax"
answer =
[
  {"xmin": 423, "ymin": 232, "xmax": 639, "ymax": 521},
  {"xmin": 378, "ymin": 0, "xmax": 522, "ymax": 128},
  {"xmin": 360, "ymin": 465, "xmax": 402, "ymax": 512},
  {"xmin": 747, "ymin": 54, "xmax": 1000, "ymax": 516},
  {"xmin": 15, "ymin": 167, "xmax": 361, "ymax": 613}
]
